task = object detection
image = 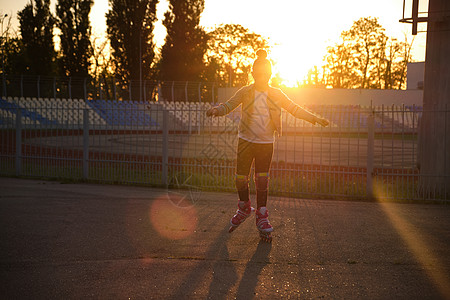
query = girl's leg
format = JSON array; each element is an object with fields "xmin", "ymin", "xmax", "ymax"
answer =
[
  {"xmin": 254, "ymin": 142, "xmax": 274, "ymax": 241},
  {"xmin": 235, "ymin": 139, "xmax": 254, "ymax": 202},
  {"xmin": 254, "ymin": 143, "xmax": 274, "ymax": 209},
  {"xmin": 229, "ymin": 139, "xmax": 255, "ymax": 232}
]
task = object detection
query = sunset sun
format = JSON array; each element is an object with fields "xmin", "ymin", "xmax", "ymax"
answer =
[{"xmin": 271, "ymin": 45, "xmax": 316, "ymax": 87}]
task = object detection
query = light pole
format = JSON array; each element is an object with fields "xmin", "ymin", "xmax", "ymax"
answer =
[{"xmin": 139, "ymin": 30, "xmax": 142, "ymax": 102}]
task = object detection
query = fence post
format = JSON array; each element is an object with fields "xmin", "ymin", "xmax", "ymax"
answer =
[
  {"xmin": 37, "ymin": 75, "xmax": 40, "ymax": 98},
  {"xmin": 83, "ymin": 109, "xmax": 89, "ymax": 180},
  {"xmin": 2, "ymin": 74, "xmax": 5, "ymax": 97},
  {"xmin": 84, "ymin": 77, "xmax": 87, "ymax": 100},
  {"xmin": 113, "ymin": 77, "xmax": 117, "ymax": 101},
  {"xmin": 157, "ymin": 81, "xmax": 162, "ymax": 102},
  {"xmin": 20, "ymin": 75, "xmax": 23, "ymax": 98},
  {"xmin": 53, "ymin": 77, "xmax": 56, "ymax": 99},
  {"xmin": 99, "ymin": 78, "xmax": 103, "ymax": 100},
  {"xmin": 143, "ymin": 80, "xmax": 146, "ymax": 102},
  {"xmin": 69, "ymin": 77, "xmax": 72, "ymax": 99},
  {"xmin": 129, "ymin": 80, "xmax": 132, "ymax": 101},
  {"xmin": 367, "ymin": 109, "xmax": 375, "ymax": 199},
  {"xmin": 15, "ymin": 109, "xmax": 22, "ymax": 176},
  {"xmin": 198, "ymin": 82, "xmax": 201, "ymax": 134},
  {"xmin": 162, "ymin": 110, "xmax": 169, "ymax": 187}
]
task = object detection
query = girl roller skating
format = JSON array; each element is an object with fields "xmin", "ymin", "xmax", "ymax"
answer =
[{"xmin": 206, "ymin": 49, "xmax": 329, "ymax": 243}]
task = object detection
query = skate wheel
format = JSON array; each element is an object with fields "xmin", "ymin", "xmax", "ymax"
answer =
[
  {"xmin": 229, "ymin": 225, "xmax": 237, "ymax": 233},
  {"xmin": 259, "ymin": 232, "xmax": 272, "ymax": 243}
]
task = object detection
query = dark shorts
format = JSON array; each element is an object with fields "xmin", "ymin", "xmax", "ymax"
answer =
[{"xmin": 236, "ymin": 138, "xmax": 274, "ymax": 176}]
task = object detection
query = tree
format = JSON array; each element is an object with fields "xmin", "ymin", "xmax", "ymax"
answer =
[
  {"xmin": 158, "ymin": 0, "xmax": 207, "ymax": 82},
  {"xmin": 371, "ymin": 35, "xmax": 412, "ymax": 89},
  {"xmin": 389, "ymin": 36, "xmax": 413, "ymax": 89},
  {"xmin": 324, "ymin": 40, "xmax": 356, "ymax": 88},
  {"xmin": 346, "ymin": 17, "xmax": 387, "ymax": 89},
  {"xmin": 91, "ymin": 35, "xmax": 115, "ymax": 99},
  {"xmin": 205, "ymin": 24, "xmax": 270, "ymax": 87},
  {"xmin": 91, "ymin": 35, "xmax": 112, "ymax": 81},
  {"xmin": 56, "ymin": 0, "xmax": 93, "ymax": 78},
  {"xmin": 1, "ymin": 14, "xmax": 24, "ymax": 76},
  {"xmin": 323, "ymin": 17, "xmax": 413, "ymax": 89},
  {"xmin": 17, "ymin": 0, "xmax": 57, "ymax": 76},
  {"xmin": 106, "ymin": 0, "xmax": 159, "ymax": 89},
  {"xmin": 302, "ymin": 66, "xmax": 327, "ymax": 88}
]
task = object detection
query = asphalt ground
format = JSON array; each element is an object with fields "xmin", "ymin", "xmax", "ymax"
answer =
[{"xmin": 0, "ymin": 177, "xmax": 449, "ymax": 299}]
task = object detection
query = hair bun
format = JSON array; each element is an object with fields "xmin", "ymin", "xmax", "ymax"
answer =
[{"xmin": 256, "ymin": 49, "xmax": 267, "ymax": 59}]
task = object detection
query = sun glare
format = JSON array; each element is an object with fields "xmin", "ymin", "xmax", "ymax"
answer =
[{"xmin": 271, "ymin": 44, "xmax": 319, "ymax": 87}]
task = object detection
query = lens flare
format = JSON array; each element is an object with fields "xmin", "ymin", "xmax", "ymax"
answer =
[
  {"xmin": 149, "ymin": 195, "xmax": 198, "ymax": 240},
  {"xmin": 373, "ymin": 182, "xmax": 450, "ymax": 299}
]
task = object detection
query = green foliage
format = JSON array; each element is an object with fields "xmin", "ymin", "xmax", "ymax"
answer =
[
  {"xmin": 106, "ymin": 0, "xmax": 159, "ymax": 84},
  {"xmin": 205, "ymin": 24, "xmax": 270, "ymax": 87},
  {"xmin": 56, "ymin": 0, "xmax": 93, "ymax": 78},
  {"xmin": 1, "ymin": 15, "xmax": 26, "ymax": 76},
  {"xmin": 1, "ymin": 37, "xmax": 26, "ymax": 76},
  {"xmin": 324, "ymin": 17, "xmax": 413, "ymax": 89},
  {"xmin": 324, "ymin": 39, "xmax": 356, "ymax": 88},
  {"xmin": 17, "ymin": 0, "xmax": 57, "ymax": 76},
  {"xmin": 345, "ymin": 17, "xmax": 388, "ymax": 89},
  {"xmin": 159, "ymin": 0, "xmax": 208, "ymax": 81}
]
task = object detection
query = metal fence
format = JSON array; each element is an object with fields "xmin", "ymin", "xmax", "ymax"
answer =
[
  {"xmin": 0, "ymin": 96, "xmax": 448, "ymax": 202},
  {"xmin": 1, "ymin": 75, "xmax": 217, "ymax": 103}
]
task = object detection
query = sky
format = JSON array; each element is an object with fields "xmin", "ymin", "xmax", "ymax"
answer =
[{"xmin": 1, "ymin": 0, "xmax": 429, "ymax": 85}]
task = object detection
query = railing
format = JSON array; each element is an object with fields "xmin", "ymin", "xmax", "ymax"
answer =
[
  {"xmin": 0, "ymin": 96, "xmax": 447, "ymax": 202},
  {"xmin": 1, "ymin": 75, "xmax": 217, "ymax": 103}
]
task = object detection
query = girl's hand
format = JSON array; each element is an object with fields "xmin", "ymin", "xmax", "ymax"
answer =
[
  {"xmin": 206, "ymin": 107, "xmax": 219, "ymax": 117},
  {"xmin": 315, "ymin": 116, "xmax": 329, "ymax": 127}
]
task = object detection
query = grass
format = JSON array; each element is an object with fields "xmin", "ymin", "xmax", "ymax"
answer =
[{"xmin": 1, "ymin": 158, "xmax": 447, "ymax": 203}]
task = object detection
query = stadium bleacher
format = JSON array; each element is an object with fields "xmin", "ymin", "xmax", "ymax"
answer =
[
  {"xmin": 0, "ymin": 97, "xmax": 422, "ymax": 133},
  {"xmin": 0, "ymin": 97, "xmax": 58, "ymax": 126},
  {"xmin": 86, "ymin": 99, "xmax": 159, "ymax": 127}
]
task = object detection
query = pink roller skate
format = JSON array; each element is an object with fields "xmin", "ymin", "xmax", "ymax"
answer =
[
  {"xmin": 228, "ymin": 201, "xmax": 254, "ymax": 233},
  {"xmin": 256, "ymin": 207, "xmax": 273, "ymax": 243}
]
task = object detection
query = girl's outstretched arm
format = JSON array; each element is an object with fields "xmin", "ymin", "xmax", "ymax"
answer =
[
  {"xmin": 205, "ymin": 86, "xmax": 251, "ymax": 117},
  {"xmin": 273, "ymin": 88, "xmax": 329, "ymax": 127}
]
